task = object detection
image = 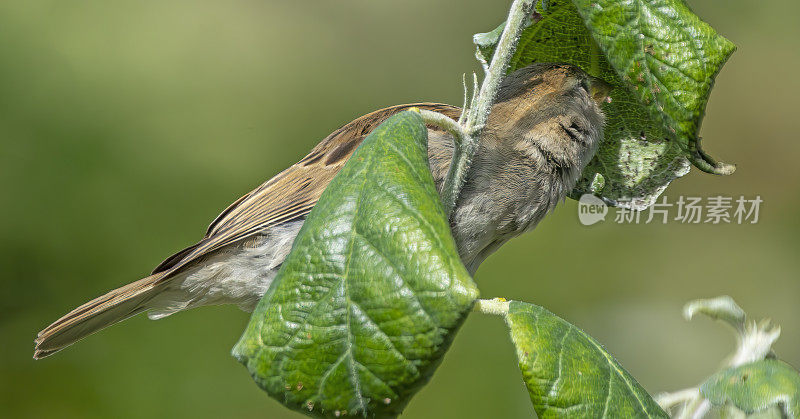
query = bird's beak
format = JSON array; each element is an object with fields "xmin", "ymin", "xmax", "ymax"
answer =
[{"xmin": 588, "ymin": 76, "xmax": 614, "ymax": 105}]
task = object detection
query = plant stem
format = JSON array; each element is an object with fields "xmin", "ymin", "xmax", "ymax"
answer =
[
  {"xmin": 474, "ymin": 298, "xmax": 510, "ymax": 316},
  {"xmin": 418, "ymin": 109, "xmax": 466, "ymax": 151},
  {"xmin": 464, "ymin": 0, "xmax": 534, "ymax": 132},
  {"xmin": 438, "ymin": 0, "xmax": 535, "ymax": 216}
]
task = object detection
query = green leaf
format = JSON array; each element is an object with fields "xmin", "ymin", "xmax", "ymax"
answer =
[
  {"xmin": 505, "ymin": 301, "xmax": 667, "ymax": 417},
  {"xmin": 232, "ymin": 111, "xmax": 479, "ymax": 418},
  {"xmin": 700, "ymin": 360, "xmax": 800, "ymax": 418},
  {"xmin": 476, "ymin": 0, "xmax": 735, "ymax": 209}
]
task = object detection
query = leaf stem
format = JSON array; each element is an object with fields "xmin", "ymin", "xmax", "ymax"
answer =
[
  {"xmin": 418, "ymin": 109, "xmax": 466, "ymax": 151},
  {"xmin": 474, "ymin": 298, "xmax": 510, "ymax": 316}
]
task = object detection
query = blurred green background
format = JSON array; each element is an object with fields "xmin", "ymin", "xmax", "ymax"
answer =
[{"xmin": 1, "ymin": 0, "xmax": 798, "ymax": 417}]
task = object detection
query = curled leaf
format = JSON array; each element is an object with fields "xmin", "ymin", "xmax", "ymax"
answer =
[
  {"xmin": 477, "ymin": 0, "xmax": 736, "ymax": 209},
  {"xmin": 571, "ymin": 0, "xmax": 736, "ymax": 175},
  {"xmin": 684, "ymin": 295, "xmax": 746, "ymax": 331},
  {"xmin": 684, "ymin": 296, "xmax": 781, "ymax": 367}
]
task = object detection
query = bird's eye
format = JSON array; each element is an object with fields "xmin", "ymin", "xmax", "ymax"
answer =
[{"xmin": 560, "ymin": 119, "xmax": 587, "ymax": 144}]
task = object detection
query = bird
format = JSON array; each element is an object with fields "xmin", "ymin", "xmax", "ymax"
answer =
[{"xmin": 34, "ymin": 63, "xmax": 611, "ymax": 359}]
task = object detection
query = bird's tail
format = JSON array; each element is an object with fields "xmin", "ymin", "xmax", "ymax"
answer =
[{"xmin": 33, "ymin": 274, "xmax": 164, "ymax": 359}]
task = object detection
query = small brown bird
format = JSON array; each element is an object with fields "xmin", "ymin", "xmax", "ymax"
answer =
[{"xmin": 34, "ymin": 63, "xmax": 610, "ymax": 358}]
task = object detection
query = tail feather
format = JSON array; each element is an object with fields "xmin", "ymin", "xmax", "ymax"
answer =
[{"xmin": 34, "ymin": 275, "xmax": 163, "ymax": 359}]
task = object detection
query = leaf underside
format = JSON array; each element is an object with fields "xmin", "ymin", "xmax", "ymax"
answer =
[
  {"xmin": 506, "ymin": 301, "xmax": 668, "ymax": 418},
  {"xmin": 232, "ymin": 111, "xmax": 479, "ymax": 418},
  {"xmin": 478, "ymin": 0, "xmax": 735, "ymax": 209}
]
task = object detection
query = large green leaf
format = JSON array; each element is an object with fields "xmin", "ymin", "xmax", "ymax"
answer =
[
  {"xmin": 232, "ymin": 111, "xmax": 479, "ymax": 418},
  {"xmin": 506, "ymin": 301, "xmax": 667, "ymax": 417},
  {"xmin": 700, "ymin": 360, "xmax": 800, "ymax": 418},
  {"xmin": 476, "ymin": 0, "xmax": 735, "ymax": 209}
]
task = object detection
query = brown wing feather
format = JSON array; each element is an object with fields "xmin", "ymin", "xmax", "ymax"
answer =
[
  {"xmin": 33, "ymin": 102, "xmax": 462, "ymax": 358},
  {"xmin": 151, "ymin": 103, "xmax": 461, "ymax": 280}
]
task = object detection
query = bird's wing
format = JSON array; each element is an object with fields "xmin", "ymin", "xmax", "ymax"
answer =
[{"xmin": 150, "ymin": 103, "xmax": 462, "ymax": 279}]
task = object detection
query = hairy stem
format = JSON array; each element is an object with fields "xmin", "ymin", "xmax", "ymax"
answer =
[
  {"xmin": 464, "ymin": 0, "xmax": 533, "ymax": 131},
  {"xmin": 438, "ymin": 0, "xmax": 535, "ymax": 216},
  {"xmin": 418, "ymin": 109, "xmax": 466, "ymax": 150},
  {"xmin": 474, "ymin": 298, "xmax": 510, "ymax": 316}
]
